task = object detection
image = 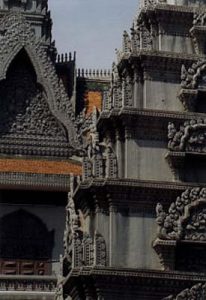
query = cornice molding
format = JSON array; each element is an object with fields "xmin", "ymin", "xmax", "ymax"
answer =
[
  {"xmin": 73, "ymin": 178, "xmax": 203, "ymax": 214},
  {"xmin": 98, "ymin": 108, "xmax": 206, "ymax": 141},
  {"xmin": 0, "ymin": 172, "xmax": 70, "ymax": 192},
  {"xmin": 64, "ymin": 266, "xmax": 206, "ymax": 299}
]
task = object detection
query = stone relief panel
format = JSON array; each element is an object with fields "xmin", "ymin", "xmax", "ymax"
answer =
[
  {"xmin": 168, "ymin": 119, "xmax": 206, "ymax": 153},
  {"xmin": 83, "ymin": 129, "xmax": 118, "ymax": 181},
  {"xmin": 0, "ymin": 50, "xmax": 66, "ymax": 139},
  {"xmin": 63, "ymin": 192, "xmax": 107, "ymax": 270},
  {"xmin": 181, "ymin": 61, "xmax": 206, "ymax": 90},
  {"xmin": 155, "ymin": 187, "xmax": 206, "ymax": 240}
]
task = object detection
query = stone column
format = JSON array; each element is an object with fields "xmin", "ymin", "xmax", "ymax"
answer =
[
  {"xmin": 115, "ymin": 128, "xmax": 124, "ymax": 178},
  {"xmin": 108, "ymin": 198, "xmax": 117, "ymax": 267},
  {"xmin": 124, "ymin": 126, "xmax": 132, "ymax": 178}
]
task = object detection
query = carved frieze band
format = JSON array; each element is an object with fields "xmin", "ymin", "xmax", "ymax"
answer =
[
  {"xmin": 163, "ymin": 283, "xmax": 206, "ymax": 300},
  {"xmin": 0, "ymin": 276, "xmax": 56, "ymax": 292},
  {"xmin": 156, "ymin": 187, "xmax": 206, "ymax": 241}
]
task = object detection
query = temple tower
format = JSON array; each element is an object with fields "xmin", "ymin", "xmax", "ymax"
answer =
[{"xmin": 62, "ymin": 0, "xmax": 206, "ymax": 299}]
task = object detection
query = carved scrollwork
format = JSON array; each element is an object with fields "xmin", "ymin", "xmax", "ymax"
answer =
[
  {"xmin": 155, "ymin": 187, "xmax": 206, "ymax": 241},
  {"xmin": 163, "ymin": 283, "xmax": 206, "ymax": 300},
  {"xmin": 168, "ymin": 119, "xmax": 206, "ymax": 153}
]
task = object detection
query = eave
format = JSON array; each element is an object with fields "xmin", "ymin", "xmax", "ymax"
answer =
[
  {"xmin": 73, "ymin": 178, "xmax": 203, "ymax": 214},
  {"xmin": 97, "ymin": 108, "xmax": 206, "ymax": 140},
  {"xmin": 117, "ymin": 49, "xmax": 204, "ymax": 72},
  {"xmin": 64, "ymin": 266, "xmax": 206, "ymax": 300}
]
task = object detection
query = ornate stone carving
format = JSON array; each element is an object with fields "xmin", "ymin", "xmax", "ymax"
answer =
[
  {"xmin": 0, "ymin": 12, "xmax": 80, "ymax": 154},
  {"xmin": 122, "ymin": 75, "xmax": 133, "ymax": 107},
  {"xmin": 83, "ymin": 131, "xmax": 118, "ymax": 181},
  {"xmin": 155, "ymin": 187, "xmax": 206, "ymax": 240},
  {"xmin": 140, "ymin": 23, "xmax": 153, "ymax": 50},
  {"xmin": 184, "ymin": 207, "xmax": 206, "ymax": 241},
  {"xmin": 190, "ymin": 12, "xmax": 206, "ymax": 55},
  {"xmin": 64, "ymin": 192, "xmax": 80, "ymax": 264},
  {"xmin": 0, "ymin": 55, "xmax": 66, "ymax": 138},
  {"xmin": 64, "ymin": 189, "xmax": 106, "ymax": 270},
  {"xmin": 193, "ymin": 12, "xmax": 206, "ymax": 26},
  {"xmin": 0, "ymin": 276, "xmax": 56, "ymax": 292},
  {"xmin": 141, "ymin": 0, "xmax": 158, "ymax": 8},
  {"xmin": 122, "ymin": 31, "xmax": 131, "ymax": 54},
  {"xmin": 168, "ymin": 119, "xmax": 206, "ymax": 153},
  {"xmin": 94, "ymin": 232, "xmax": 107, "ymax": 266},
  {"xmin": 71, "ymin": 231, "xmax": 106, "ymax": 268},
  {"xmin": 163, "ymin": 283, "xmax": 206, "ymax": 300},
  {"xmin": 131, "ymin": 23, "xmax": 140, "ymax": 52},
  {"xmin": 112, "ymin": 63, "xmax": 122, "ymax": 109},
  {"xmin": 180, "ymin": 61, "xmax": 206, "ymax": 90},
  {"xmin": 103, "ymin": 87, "xmax": 112, "ymax": 111}
]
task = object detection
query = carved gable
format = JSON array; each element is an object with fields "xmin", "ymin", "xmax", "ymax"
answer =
[{"xmin": 0, "ymin": 12, "xmax": 80, "ymax": 157}]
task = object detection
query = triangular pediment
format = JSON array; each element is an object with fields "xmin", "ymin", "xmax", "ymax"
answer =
[{"xmin": 0, "ymin": 12, "xmax": 80, "ymax": 157}]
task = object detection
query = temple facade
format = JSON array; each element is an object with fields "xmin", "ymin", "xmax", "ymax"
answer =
[{"xmin": 1, "ymin": 0, "xmax": 206, "ymax": 299}]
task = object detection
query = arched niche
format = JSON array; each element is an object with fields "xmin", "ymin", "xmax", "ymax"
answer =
[
  {"xmin": 0, "ymin": 209, "xmax": 54, "ymax": 260},
  {"xmin": 0, "ymin": 209, "xmax": 54, "ymax": 275}
]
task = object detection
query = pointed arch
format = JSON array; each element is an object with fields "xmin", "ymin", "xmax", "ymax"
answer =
[{"xmin": 1, "ymin": 44, "xmax": 56, "ymax": 111}]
